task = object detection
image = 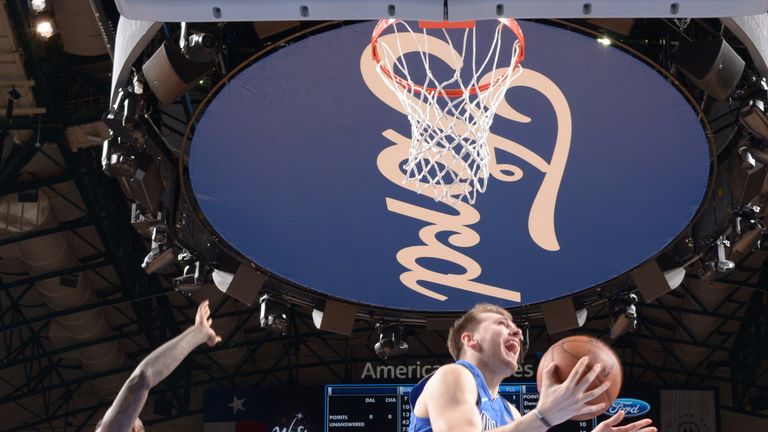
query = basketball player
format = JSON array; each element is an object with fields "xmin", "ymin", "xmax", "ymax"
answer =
[
  {"xmin": 95, "ymin": 300, "xmax": 222, "ymax": 432},
  {"xmin": 409, "ymin": 303, "xmax": 656, "ymax": 432}
]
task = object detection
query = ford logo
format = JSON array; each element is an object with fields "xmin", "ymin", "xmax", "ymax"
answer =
[
  {"xmin": 606, "ymin": 399, "xmax": 651, "ymax": 417},
  {"xmin": 190, "ymin": 20, "xmax": 710, "ymax": 311}
]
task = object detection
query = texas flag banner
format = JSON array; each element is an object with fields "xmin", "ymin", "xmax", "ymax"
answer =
[{"xmin": 203, "ymin": 389, "xmax": 268, "ymax": 432}]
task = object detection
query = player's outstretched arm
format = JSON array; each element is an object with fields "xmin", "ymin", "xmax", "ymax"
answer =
[
  {"xmin": 97, "ymin": 300, "xmax": 221, "ymax": 432},
  {"xmin": 592, "ymin": 411, "xmax": 657, "ymax": 432}
]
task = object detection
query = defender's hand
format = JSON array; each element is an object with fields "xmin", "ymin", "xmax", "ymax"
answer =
[
  {"xmin": 593, "ymin": 411, "xmax": 657, "ymax": 432},
  {"xmin": 195, "ymin": 299, "xmax": 222, "ymax": 346}
]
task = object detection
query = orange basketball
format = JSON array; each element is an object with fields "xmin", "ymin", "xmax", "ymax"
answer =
[{"xmin": 535, "ymin": 335, "xmax": 622, "ymax": 421}]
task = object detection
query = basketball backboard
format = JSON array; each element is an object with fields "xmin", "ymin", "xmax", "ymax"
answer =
[{"xmin": 114, "ymin": 0, "xmax": 768, "ymax": 22}]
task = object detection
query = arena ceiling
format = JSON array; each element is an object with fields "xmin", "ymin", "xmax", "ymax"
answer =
[{"xmin": 0, "ymin": 1, "xmax": 766, "ymax": 430}]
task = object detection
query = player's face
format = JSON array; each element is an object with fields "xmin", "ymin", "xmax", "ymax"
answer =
[{"xmin": 472, "ymin": 312, "xmax": 523, "ymax": 373}]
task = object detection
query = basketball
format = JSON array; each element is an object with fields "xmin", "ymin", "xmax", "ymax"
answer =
[{"xmin": 535, "ymin": 335, "xmax": 622, "ymax": 421}]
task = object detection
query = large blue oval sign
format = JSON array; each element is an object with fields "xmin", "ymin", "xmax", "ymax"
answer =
[{"xmin": 190, "ymin": 21, "xmax": 710, "ymax": 311}]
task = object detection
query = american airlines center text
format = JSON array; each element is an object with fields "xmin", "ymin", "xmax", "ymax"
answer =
[{"xmin": 361, "ymin": 361, "xmax": 535, "ymax": 380}]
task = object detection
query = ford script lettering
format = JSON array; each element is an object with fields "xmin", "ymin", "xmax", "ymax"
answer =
[{"xmin": 607, "ymin": 399, "xmax": 651, "ymax": 417}]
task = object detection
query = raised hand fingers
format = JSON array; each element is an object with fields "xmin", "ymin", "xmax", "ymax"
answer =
[
  {"xmin": 196, "ymin": 300, "xmax": 211, "ymax": 327},
  {"xmin": 563, "ymin": 357, "xmax": 591, "ymax": 386},
  {"xmin": 575, "ymin": 402, "xmax": 608, "ymax": 418},
  {"xmin": 581, "ymin": 380, "xmax": 610, "ymax": 401},
  {"xmin": 541, "ymin": 363, "xmax": 559, "ymax": 388},
  {"xmin": 576, "ymin": 362, "xmax": 604, "ymax": 392},
  {"xmin": 599, "ymin": 411, "xmax": 624, "ymax": 427}
]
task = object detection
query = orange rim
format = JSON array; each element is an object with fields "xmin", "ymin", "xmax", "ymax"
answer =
[{"xmin": 371, "ymin": 18, "xmax": 525, "ymax": 98}]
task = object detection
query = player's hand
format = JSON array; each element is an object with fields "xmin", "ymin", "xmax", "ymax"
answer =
[
  {"xmin": 593, "ymin": 411, "xmax": 657, "ymax": 432},
  {"xmin": 195, "ymin": 299, "xmax": 222, "ymax": 346},
  {"xmin": 535, "ymin": 357, "xmax": 612, "ymax": 426}
]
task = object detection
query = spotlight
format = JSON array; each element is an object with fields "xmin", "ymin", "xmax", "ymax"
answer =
[
  {"xmin": 142, "ymin": 225, "xmax": 177, "ymax": 274},
  {"xmin": 732, "ymin": 220, "xmax": 765, "ymax": 255},
  {"xmin": 35, "ymin": 20, "xmax": 55, "ymax": 39},
  {"xmin": 173, "ymin": 260, "xmax": 210, "ymax": 295},
  {"xmin": 596, "ymin": 36, "xmax": 611, "ymax": 46},
  {"xmin": 259, "ymin": 294, "xmax": 288, "ymax": 334},
  {"xmin": 101, "ymin": 137, "xmax": 138, "ymax": 178},
  {"xmin": 130, "ymin": 202, "xmax": 162, "ymax": 236},
  {"xmin": 132, "ymin": 74, "xmax": 144, "ymax": 95},
  {"xmin": 741, "ymin": 99, "xmax": 768, "ymax": 141},
  {"xmin": 29, "ymin": 0, "xmax": 48, "ymax": 13},
  {"xmin": 705, "ymin": 236, "xmax": 735, "ymax": 273},
  {"xmin": 739, "ymin": 146, "xmax": 759, "ymax": 171},
  {"xmin": 102, "ymin": 87, "xmax": 146, "ymax": 147},
  {"xmin": 142, "ymin": 38, "xmax": 217, "ymax": 105},
  {"xmin": 374, "ymin": 323, "xmax": 408, "ymax": 359},
  {"xmin": 609, "ymin": 292, "xmax": 638, "ymax": 339},
  {"xmin": 143, "ymin": 249, "xmax": 176, "ymax": 274},
  {"xmin": 734, "ymin": 204, "xmax": 762, "ymax": 234},
  {"xmin": 184, "ymin": 33, "xmax": 218, "ymax": 63}
]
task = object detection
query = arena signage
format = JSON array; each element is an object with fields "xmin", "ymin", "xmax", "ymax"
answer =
[
  {"xmin": 359, "ymin": 361, "xmax": 535, "ymax": 380},
  {"xmin": 190, "ymin": 20, "xmax": 710, "ymax": 311},
  {"xmin": 607, "ymin": 398, "xmax": 652, "ymax": 417}
]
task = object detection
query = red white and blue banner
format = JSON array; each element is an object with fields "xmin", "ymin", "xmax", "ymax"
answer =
[
  {"xmin": 204, "ymin": 389, "xmax": 268, "ymax": 432},
  {"xmin": 204, "ymin": 388, "xmax": 318, "ymax": 432}
]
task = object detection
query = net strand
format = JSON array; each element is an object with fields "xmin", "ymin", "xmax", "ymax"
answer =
[{"xmin": 374, "ymin": 20, "xmax": 523, "ymax": 205}]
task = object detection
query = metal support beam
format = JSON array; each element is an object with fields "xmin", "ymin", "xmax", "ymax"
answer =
[
  {"xmin": 0, "ymin": 259, "xmax": 112, "ymax": 292},
  {"xmin": 0, "ymin": 287, "xmax": 173, "ymax": 335},
  {"xmin": 0, "ymin": 216, "xmax": 91, "ymax": 247}
]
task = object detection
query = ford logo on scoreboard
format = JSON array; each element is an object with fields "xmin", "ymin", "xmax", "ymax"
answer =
[
  {"xmin": 606, "ymin": 399, "xmax": 652, "ymax": 417},
  {"xmin": 189, "ymin": 20, "xmax": 711, "ymax": 311}
]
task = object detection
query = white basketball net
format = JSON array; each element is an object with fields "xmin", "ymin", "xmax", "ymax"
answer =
[{"xmin": 373, "ymin": 19, "xmax": 523, "ymax": 205}]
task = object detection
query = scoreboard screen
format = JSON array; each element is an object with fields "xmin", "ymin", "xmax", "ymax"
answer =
[{"xmin": 324, "ymin": 384, "xmax": 598, "ymax": 432}]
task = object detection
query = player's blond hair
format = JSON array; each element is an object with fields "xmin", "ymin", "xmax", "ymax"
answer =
[{"xmin": 447, "ymin": 303, "xmax": 514, "ymax": 360}]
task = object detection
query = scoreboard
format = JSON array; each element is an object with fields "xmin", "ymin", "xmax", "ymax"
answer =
[{"xmin": 324, "ymin": 384, "xmax": 598, "ymax": 432}]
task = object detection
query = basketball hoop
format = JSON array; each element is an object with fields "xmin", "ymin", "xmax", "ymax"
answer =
[{"xmin": 371, "ymin": 19, "xmax": 525, "ymax": 205}]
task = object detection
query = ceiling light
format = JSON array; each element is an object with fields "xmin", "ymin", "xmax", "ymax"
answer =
[
  {"xmin": 741, "ymin": 99, "xmax": 768, "ymax": 141},
  {"xmin": 374, "ymin": 323, "xmax": 408, "ymax": 359},
  {"xmin": 29, "ymin": 0, "xmax": 47, "ymax": 13},
  {"xmin": 706, "ymin": 236, "xmax": 735, "ymax": 273},
  {"xmin": 35, "ymin": 20, "xmax": 54, "ymax": 39},
  {"xmin": 259, "ymin": 294, "xmax": 288, "ymax": 334},
  {"xmin": 609, "ymin": 292, "xmax": 638, "ymax": 339},
  {"xmin": 597, "ymin": 36, "xmax": 611, "ymax": 46}
]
